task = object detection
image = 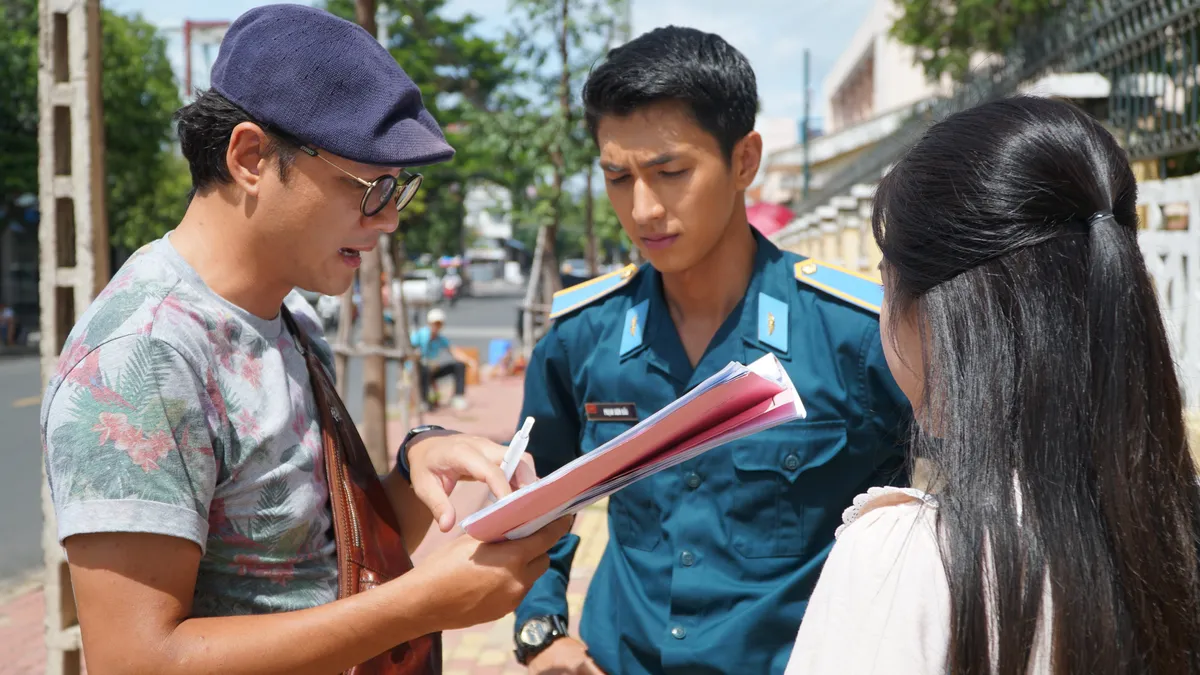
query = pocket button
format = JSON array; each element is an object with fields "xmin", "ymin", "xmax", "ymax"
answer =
[{"xmin": 783, "ymin": 453, "xmax": 801, "ymax": 472}]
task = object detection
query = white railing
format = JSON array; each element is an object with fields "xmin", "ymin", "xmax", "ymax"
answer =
[
  {"xmin": 774, "ymin": 183, "xmax": 882, "ymax": 281},
  {"xmin": 1138, "ymin": 174, "xmax": 1200, "ymax": 408},
  {"xmin": 772, "ymin": 172, "xmax": 1200, "ymax": 407}
]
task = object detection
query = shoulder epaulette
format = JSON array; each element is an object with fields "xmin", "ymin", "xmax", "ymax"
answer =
[
  {"xmin": 549, "ymin": 264, "xmax": 640, "ymax": 319},
  {"xmin": 794, "ymin": 258, "xmax": 883, "ymax": 314}
]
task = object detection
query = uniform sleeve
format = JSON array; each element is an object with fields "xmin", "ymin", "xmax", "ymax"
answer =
[
  {"xmin": 784, "ymin": 503, "xmax": 950, "ymax": 675},
  {"xmin": 861, "ymin": 324, "xmax": 912, "ymax": 456},
  {"xmin": 43, "ymin": 335, "xmax": 219, "ymax": 551},
  {"xmin": 514, "ymin": 323, "xmax": 583, "ymax": 626}
]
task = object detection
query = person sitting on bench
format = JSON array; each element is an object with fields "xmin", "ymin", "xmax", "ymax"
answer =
[{"xmin": 411, "ymin": 308, "xmax": 469, "ymax": 410}]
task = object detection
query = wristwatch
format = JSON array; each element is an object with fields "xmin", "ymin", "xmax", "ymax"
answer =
[
  {"xmin": 395, "ymin": 424, "xmax": 446, "ymax": 482},
  {"xmin": 514, "ymin": 615, "xmax": 569, "ymax": 665}
]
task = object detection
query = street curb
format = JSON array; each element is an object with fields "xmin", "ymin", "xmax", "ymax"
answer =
[{"xmin": 0, "ymin": 571, "xmax": 41, "ymax": 606}]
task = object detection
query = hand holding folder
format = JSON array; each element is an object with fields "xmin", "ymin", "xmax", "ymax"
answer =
[{"xmin": 461, "ymin": 353, "xmax": 805, "ymax": 542}]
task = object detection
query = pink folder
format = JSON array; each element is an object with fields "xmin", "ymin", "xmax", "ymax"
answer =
[{"xmin": 460, "ymin": 353, "xmax": 804, "ymax": 542}]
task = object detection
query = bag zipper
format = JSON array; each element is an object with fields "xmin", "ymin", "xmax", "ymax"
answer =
[{"xmin": 330, "ymin": 405, "xmax": 363, "ymax": 550}]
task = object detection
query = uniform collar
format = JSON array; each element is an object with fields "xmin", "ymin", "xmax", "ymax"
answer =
[
  {"xmin": 738, "ymin": 230, "xmax": 794, "ymax": 362},
  {"xmin": 621, "ymin": 228, "xmax": 792, "ymax": 385}
]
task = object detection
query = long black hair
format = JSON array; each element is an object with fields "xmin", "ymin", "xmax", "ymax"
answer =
[{"xmin": 873, "ymin": 95, "xmax": 1200, "ymax": 674}]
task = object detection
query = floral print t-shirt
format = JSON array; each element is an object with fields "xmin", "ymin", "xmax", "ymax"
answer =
[{"xmin": 41, "ymin": 235, "xmax": 339, "ymax": 616}]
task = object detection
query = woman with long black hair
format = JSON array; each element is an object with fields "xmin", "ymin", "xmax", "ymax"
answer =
[{"xmin": 785, "ymin": 96, "xmax": 1200, "ymax": 674}]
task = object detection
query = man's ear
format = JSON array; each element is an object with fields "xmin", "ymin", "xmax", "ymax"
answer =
[
  {"xmin": 732, "ymin": 131, "xmax": 764, "ymax": 191},
  {"xmin": 226, "ymin": 122, "xmax": 272, "ymax": 197}
]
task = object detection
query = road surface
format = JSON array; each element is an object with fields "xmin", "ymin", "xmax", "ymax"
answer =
[{"xmin": 0, "ymin": 286, "xmax": 523, "ymax": 587}]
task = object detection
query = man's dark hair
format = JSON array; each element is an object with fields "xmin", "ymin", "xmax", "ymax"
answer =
[
  {"xmin": 582, "ymin": 26, "xmax": 758, "ymax": 162},
  {"xmin": 173, "ymin": 89, "xmax": 296, "ymax": 198}
]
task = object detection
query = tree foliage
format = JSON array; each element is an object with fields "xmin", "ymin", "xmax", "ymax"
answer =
[
  {"xmin": 321, "ymin": 0, "xmax": 630, "ymax": 263},
  {"xmin": 483, "ymin": 0, "xmax": 628, "ymax": 262},
  {"xmin": 100, "ymin": 8, "xmax": 190, "ymax": 250},
  {"xmin": 325, "ymin": 0, "xmax": 516, "ymax": 257},
  {"xmin": 0, "ymin": 0, "xmax": 188, "ymax": 250},
  {"xmin": 890, "ymin": 0, "xmax": 1063, "ymax": 82}
]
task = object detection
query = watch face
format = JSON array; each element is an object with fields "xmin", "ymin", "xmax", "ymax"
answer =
[{"xmin": 519, "ymin": 618, "xmax": 551, "ymax": 647}]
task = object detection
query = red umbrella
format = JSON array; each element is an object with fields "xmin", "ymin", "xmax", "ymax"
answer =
[{"xmin": 747, "ymin": 202, "xmax": 794, "ymax": 237}]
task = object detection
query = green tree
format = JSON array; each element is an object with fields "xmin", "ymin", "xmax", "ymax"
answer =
[
  {"xmin": 487, "ymin": 0, "xmax": 623, "ymax": 276},
  {"xmin": 0, "ymin": 0, "xmax": 188, "ymax": 250},
  {"xmin": 324, "ymin": 0, "xmax": 516, "ymax": 258},
  {"xmin": 100, "ymin": 9, "xmax": 190, "ymax": 250},
  {"xmin": 890, "ymin": 0, "xmax": 1063, "ymax": 82},
  {"xmin": 0, "ymin": 1, "xmax": 39, "ymax": 228}
]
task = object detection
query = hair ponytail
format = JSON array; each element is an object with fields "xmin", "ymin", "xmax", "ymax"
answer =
[{"xmin": 874, "ymin": 96, "xmax": 1200, "ymax": 674}]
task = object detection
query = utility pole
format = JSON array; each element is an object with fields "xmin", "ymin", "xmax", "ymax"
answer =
[
  {"xmin": 353, "ymin": 0, "xmax": 389, "ymax": 473},
  {"xmin": 38, "ymin": 1, "xmax": 107, "ymax": 673},
  {"xmin": 802, "ymin": 47, "xmax": 811, "ymax": 201},
  {"xmin": 585, "ymin": 161, "xmax": 597, "ymax": 275}
]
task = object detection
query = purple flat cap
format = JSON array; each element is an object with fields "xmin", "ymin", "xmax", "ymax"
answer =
[{"xmin": 210, "ymin": 3, "xmax": 454, "ymax": 167}]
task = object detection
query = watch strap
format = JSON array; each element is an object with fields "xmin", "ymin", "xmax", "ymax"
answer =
[
  {"xmin": 514, "ymin": 615, "xmax": 569, "ymax": 665},
  {"xmin": 396, "ymin": 424, "xmax": 445, "ymax": 482}
]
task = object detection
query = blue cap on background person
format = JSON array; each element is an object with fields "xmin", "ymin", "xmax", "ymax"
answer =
[{"xmin": 209, "ymin": 3, "xmax": 455, "ymax": 167}]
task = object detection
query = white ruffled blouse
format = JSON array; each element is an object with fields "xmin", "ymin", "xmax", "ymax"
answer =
[{"xmin": 785, "ymin": 486, "xmax": 1053, "ymax": 674}]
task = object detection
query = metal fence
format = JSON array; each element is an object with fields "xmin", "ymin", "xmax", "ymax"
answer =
[{"xmin": 788, "ymin": 0, "xmax": 1200, "ymax": 217}]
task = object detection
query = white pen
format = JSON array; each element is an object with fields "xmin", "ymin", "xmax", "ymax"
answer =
[{"xmin": 501, "ymin": 417, "xmax": 536, "ymax": 483}]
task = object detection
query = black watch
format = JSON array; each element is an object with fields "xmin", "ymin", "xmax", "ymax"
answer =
[
  {"xmin": 395, "ymin": 424, "xmax": 446, "ymax": 482},
  {"xmin": 514, "ymin": 615, "xmax": 569, "ymax": 665}
]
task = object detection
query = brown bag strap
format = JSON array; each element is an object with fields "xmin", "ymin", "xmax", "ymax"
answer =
[
  {"xmin": 282, "ymin": 309, "xmax": 380, "ymax": 486},
  {"xmin": 281, "ymin": 306, "xmax": 441, "ymax": 675}
]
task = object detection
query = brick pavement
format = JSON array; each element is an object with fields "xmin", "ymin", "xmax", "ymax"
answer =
[{"xmin": 0, "ymin": 373, "xmax": 609, "ymax": 675}]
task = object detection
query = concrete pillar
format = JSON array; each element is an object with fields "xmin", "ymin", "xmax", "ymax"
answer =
[
  {"xmin": 832, "ymin": 195, "xmax": 859, "ymax": 274},
  {"xmin": 816, "ymin": 205, "xmax": 839, "ymax": 266},
  {"xmin": 800, "ymin": 214, "xmax": 820, "ymax": 259},
  {"xmin": 788, "ymin": 214, "xmax": 813, "ymax": 258},
  {"xmin": 37, "ymin": 1, "xmax": 108, "ymax": 672},
  {"xmin": 850, "ymin": 184, "xmax": 879, "ymax": 279}
]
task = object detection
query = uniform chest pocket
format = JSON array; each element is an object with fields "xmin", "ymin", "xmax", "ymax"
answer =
[
  {"xmin": 585, "ymin": 420, "xmax": 662, "ymax": 552},
  {"xmin": 723, "ymin": 421, "xmax": 848, "ymax": 559}
]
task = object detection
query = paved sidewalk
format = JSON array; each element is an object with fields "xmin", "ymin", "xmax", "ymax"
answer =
[{"xmin": 0, "ymin": 373, "xmax": 608, "ymax": 675}]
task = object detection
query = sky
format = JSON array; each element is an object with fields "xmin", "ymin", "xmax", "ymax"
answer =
[{"xmin": 104, "ymin": 0, "xmax": 875, "ymax": 130}]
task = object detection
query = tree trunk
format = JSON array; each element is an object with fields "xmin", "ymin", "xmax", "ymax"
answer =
[
  {"xmin": 381, "ymin": 233, "xmax": 419, "ymax": 431},
  {"xmin": 355, "ymin": 0, "xmax": 378, "ymax": 36},
  {"xmin": 359, "ymin": 247, "xmax": 388, "ymax": 474},
  {"xmin": 543, "ymin": 0, "xmax": 570, "ymax": 297},
  {"xmin": 585, "ymin": 160, "xmax": 597, "ymax": 275},
  {"xmin": 354, "ymin": 0, "xmax": 388, "ymax": 474},
  {"xmin": 334, "ymin": 279, "xmax": 355, "ymax": 399},
  {"xmin": 521, "ymin": 225, "xmax": 549, "ymax": 357}
]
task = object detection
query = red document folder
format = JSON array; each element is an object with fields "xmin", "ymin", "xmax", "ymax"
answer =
[{"xmin": 460, "ymin": 353, "xmax": 805, "ymax": 542}]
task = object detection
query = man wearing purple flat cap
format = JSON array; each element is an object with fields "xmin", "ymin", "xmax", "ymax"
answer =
[{"xmin": 40, "ymin": 4, "xmax": 566, "ymax": 673}]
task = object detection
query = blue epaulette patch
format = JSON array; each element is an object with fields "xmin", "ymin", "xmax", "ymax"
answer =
[
  {"xmin": 794, "ymin": 259, "xmax": 882, "ymax": 314},
  {"xmin": 549, "ymin": 264, "xmax": 641, "ymax": 319}
]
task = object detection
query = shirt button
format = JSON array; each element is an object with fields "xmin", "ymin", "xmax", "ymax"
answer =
[
  {"xmin": 685, "ymin": 472, "xmax": 702, "ymax": 489},
  {"xmin": 680, "ymin": 550, "xmax": 695, "ymax": 567},
  {"xmin": 671, "ymin": 626, "xmax": 687, "ymax": 640},
  {"xmin": 783, "ymin": 453, "xmax": 801, "ymax": 471}
]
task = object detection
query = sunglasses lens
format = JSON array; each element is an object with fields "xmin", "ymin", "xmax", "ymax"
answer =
[
  {"xmin": 364, "ymin": 176, "xmax": 398, "ymax": 216},
  {"xmin": 396, "ymin": 174, "xmax": 423, "ymax": 213}
]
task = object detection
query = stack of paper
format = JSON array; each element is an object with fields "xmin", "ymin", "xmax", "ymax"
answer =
[{"xmin": 460, "ymin": 353, "xmax": 805, "ymax": 542}]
